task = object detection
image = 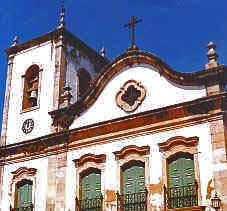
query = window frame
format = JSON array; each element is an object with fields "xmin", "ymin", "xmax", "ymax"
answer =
[
  {"xmin": 21, "ymin": 64, "xmax": 43, "ymax": 113},
  {"xmin": 158, "ymin": 136, "xmax": 202, "ymax": 207},
  {"xmin": 9, "ymin": 167, "xmax": 37, "ymax": 209}
]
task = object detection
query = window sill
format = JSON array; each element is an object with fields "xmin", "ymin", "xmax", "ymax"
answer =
[{"xmin": 21, "ymin": 105, "xmax": 39, "ymax": 114}]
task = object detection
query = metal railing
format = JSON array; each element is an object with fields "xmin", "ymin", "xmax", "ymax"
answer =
[
  {"xmin": 10, "ymin": 204, "xmax": 34, "ymax": 211},
  {"xmin": 164, "ymin": 183, "xmax": 198, "ymax": 209},
  {"xmin": 117, "ymin": 190, "xmax": 147, "ymax": 211},
  {"xmin": 76, "ymin": 195, "xmax": 103, "ymax": 211}
]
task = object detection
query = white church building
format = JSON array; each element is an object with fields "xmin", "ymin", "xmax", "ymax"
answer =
[{"xmin": 0, "ymin": 7, "xmax": 227, "ymax": 211}]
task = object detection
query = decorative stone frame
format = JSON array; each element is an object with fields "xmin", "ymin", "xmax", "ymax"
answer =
[
  {"xmin": 9, "ymin": 167, "xmax": 37, "ymax": 208},
  {"xmin": 158, "ymin": 136, "xmax": 202, "ymax": 206},
  {"xmin": 73, "ymin": 154, "xmax": 106, "ymax": 204},
  {"xmin": 113, "ymin": 145, "xmax": 150, "ymax": 198},
  {"xmin": 116, "ymin": 80, "xmax": 146, "ymax": 112},
  {"xmin": 21, "ymin": 63, "xmax": 43, "ymax": 113}
]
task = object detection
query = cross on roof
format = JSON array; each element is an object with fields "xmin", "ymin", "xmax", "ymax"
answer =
[{"xmin": 124, "ymin": 16, "xmax": 142, "ymax": 50}]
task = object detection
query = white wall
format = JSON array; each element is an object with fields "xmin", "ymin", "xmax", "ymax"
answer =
[
  {"xmin": 6, "ymin": 41, "xmax": 55, "ymax": 144},
  {"xmin": 70, "ymin": 64, "xmax": 206, "ymax": 129},
  {"xmin": 1, "ymin": 157, "xmax": 48, "ymax": 211},
  {"xmin": 65, "ymin": 123, "xmax": 213, "ymax": 210}
]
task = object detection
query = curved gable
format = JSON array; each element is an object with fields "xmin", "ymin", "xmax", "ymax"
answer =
[{"xmin": 49, "ymin": 50, "xmax": 227, "ymax": 130}]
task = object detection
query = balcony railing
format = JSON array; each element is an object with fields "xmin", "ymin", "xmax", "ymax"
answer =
[
  {"xmin": 164, "ymin": 183, "xmax": 198, "ymax": 209},
  {"xmin": 117, "ymin": 190, "xmax": 147, "ymax": 211},
  {"xmin": 76, "ymin": 195, "xmax": 103, "ymax": 211},
  {"xmin": 10, "ymin": 204, "xmax": 34, "ymax": 211}
]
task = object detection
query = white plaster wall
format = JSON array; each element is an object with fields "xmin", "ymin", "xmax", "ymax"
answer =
[
  {"xmin": 65, "ymin": 45, "xmax": 97, "ymax": 103},
  {"xmin": 65, "ymin": 123, "xmax": 213, "ymax": 210},
  {"xmin": 6, "ymin": 42, "xmax": 55, "ymax": 144},
  {"xmin": 70, "ymin": 65, "xmax": 206, "ymax": 129},
  {"xmin": 1, "ymin": 157, "xmax": 48, "ymax": 211}
]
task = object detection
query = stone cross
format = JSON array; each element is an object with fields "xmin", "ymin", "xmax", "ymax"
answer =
[{"xmin": 124, "ymin": 16, "xmax": 142, "ymax": 49}]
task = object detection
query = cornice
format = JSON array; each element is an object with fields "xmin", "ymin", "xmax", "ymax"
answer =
[
  {"xmin": 1, "ymin": 92, "xmax": 227, "ymax": 163},
  {"xmin": 5, "ymin": 28, "xmax": 108, "ymax": 68}
]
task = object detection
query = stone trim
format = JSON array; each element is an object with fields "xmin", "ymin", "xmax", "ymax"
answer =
[
  {"xmin": 115, "ymin": 146, "xmax": 150, "ymax": 210},
  {"xmin": 113, "ymin": 145, "xmax": 150, "ymax": 160},
  {"xmin": 9, "ymin": 167, "xmax": 37, "ymax": 208},
  {"xmin": 158, "ymin": 136, "xmax": 199, "ymax": 152},
  {"xmin": 116, "ymin": 80, "xmax": 146, "ymax": 112},
  {"xmin": 5, "ymin": 28, "xmax": 108, "ymax": 68},
  {"xmin": 49, "ymin": 50, "xmax": 227, "ymax": 127},
  {"xmin": 20, "ymin": 64, "xmax": 43, "ymax": 113},
  {"xmin": 74, "ymin": 153, "xmax": 106, "ymax": 167},
  {"xmin": 1, "ymin": 54, "xmax": 15, "ymax": 146},
  {"xmin": 0, "ymin": 54, "xmax": 15, "ymax": 206},
  {"xmin": 158, "ymin": 136, "xmax": 202, "ymax": 207},
  {"xmin": 73, "ymin": 153, "xmax": 106, "ymax": 208},
  {"xmin": 1, "ymin": 94, "xmax": 226, "ymax": 164},
  {"xmin": 52, "ymin": 34, "xmax": 66, "ymax": 111}
]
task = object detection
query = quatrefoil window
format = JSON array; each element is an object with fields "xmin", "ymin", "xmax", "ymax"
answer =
[{"xmin": 116, "ymin": 80, "xmax": 146, "ymax": 112}]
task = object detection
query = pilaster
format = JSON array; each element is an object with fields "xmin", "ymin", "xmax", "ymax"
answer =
[
  {"xmin": 53, "ymin": 31, "xmax": 66, "ymax": 110},
  {"xmin": 0, "ymin": 53, "xmax": 15, "ymax": 207},
  {"xmin": 209, "ymin": 114, "xmax": 227, "ymax": 210}
]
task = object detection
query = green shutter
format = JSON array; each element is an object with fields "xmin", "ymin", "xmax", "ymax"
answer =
[
  {"xmin": 168, "ymin": 155, "xmax": 195, "ymax": 188},
  {"xmin": 81, "ymin": 170, "xmax": 101, "ymax": 199},
  {"xmin": 123, "ymin": 162, "xmax": 145, "ymax": 194},
  {"xmin": 17, "ymin": 180, "xmax": 32, "ymax": 208}
]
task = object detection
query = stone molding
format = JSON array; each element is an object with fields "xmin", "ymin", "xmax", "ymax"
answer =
[
  {"xmin": 115, "ymin": 145, "xmax": 150, "ymax": 209},
  {"xmin": 159, "ymin": 136, "xmax": 202, "ymax": 206},
  {"xmin": 113, "ymin": 145, "xmax": 150, "ymax": 160},
  {"xmin": 49, "ymin": 49, "xmax": 227, "ymax": 128},
  {"xmin": 158, "ymin": 136, "xmax": 199, "ymax": 152},
  {"xmin": 74, "ymin": 153, "xmax": 106, "ymax": 207},
  {"xmin": 73, "ymin": 153, "xmax": 106, "ymax": 167},
  {"xmin": 1, "ymin": 93, "xmax": 226, "ymax": 164},
  {"xmin": 116, "ymin": 80, "xmax": 146, "ymax": 112},
  {"xmin": 9, "ymin": 167, "xmax": 37, "ymax": 208}
]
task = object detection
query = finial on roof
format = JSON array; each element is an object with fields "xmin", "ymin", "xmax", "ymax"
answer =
[
  {"xmin": 206, "ymin": 41, "xmax": 219, "ymax": 69},
  {"xmin": 100, "ymin": 47, "xmax": 105, "ymax": 57},
  {"xmin": 57, "ymin": 0, "xmax": 66, "ymax": 29},
  {"xmin": 60, "ymin": 83, "xmax": 72, "ymax": 108},
  {"xmin": 11, "ymin": 36, "xmax": 18, "ymax": 47}
]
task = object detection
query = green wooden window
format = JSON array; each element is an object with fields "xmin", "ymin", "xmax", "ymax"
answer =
[
  {"xmin": 168, "ymin": 154, "xmax": 195, "ymax": 188},
  {"xmin": 122, "ymin": 161, "xmax": 145, "ymax": 194},
  {"xmin": 81, "ymin": 169, "xmax": 101, "ymax": 200},
  {"xmin": 16, "ymin": 180, "xmax": 32, "ymax": 208},
  {"xmin": 167, "ymin": 154, "xmax": 198, "ymax": 208}
]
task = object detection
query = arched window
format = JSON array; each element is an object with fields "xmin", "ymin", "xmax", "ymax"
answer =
[
  {"xmin": 22, "ymin": 65, "xmax": 40, "ymax": 110},
  {"xmin": 79, "ymin": 168, "xmax": 102, "ymax": 210},
  {"xmin": 78, "ymin": 68, "xmax": 91, "ymax": 98},
  {"xmin": 167, "ymin": 153, "xmax": 197, "ymax": 208},
  {"xmin": 15, "ymin": 179, "xmax": 33, "ymax": 209}
]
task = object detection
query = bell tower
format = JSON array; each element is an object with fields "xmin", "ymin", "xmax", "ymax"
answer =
[{"xmin": 0, "ymin": 6, "xmax": 108, "ymax": 146}]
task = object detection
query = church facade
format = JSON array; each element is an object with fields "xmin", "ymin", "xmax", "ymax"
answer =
[{"xmin": 0, "ymin": 11, "xmax": 227, "ymax": 211}]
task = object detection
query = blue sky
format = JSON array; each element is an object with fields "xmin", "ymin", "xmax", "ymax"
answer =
[{"xmin": 0, "ymin": 0, "xmax": 227, "ymax": 133}]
